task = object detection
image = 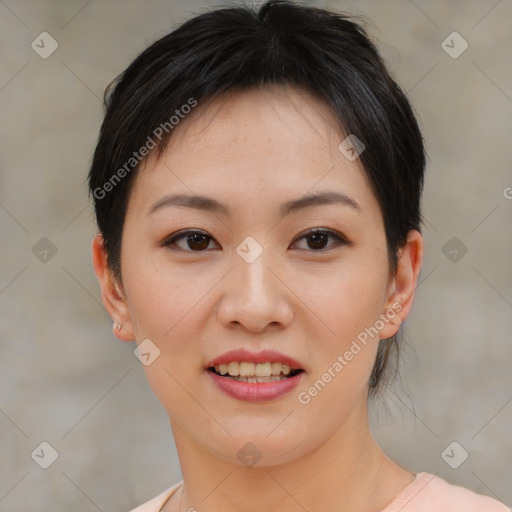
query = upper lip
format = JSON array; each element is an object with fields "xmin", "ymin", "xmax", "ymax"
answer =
[{"xmin": 206, "ymin": 349, "xmax": 305, "ymax": 371}]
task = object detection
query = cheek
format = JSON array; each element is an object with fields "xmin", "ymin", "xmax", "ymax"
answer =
[
  {"xmin": 299, "ymin": 260, "xmax": 389, "ymax": 342},
  {"xmin": 295, "ymin": 259, "xmax": 389, "ymax": 408},
  {"xmin": 122, "ymin": 244, "xmax": 211, "ymax": 338},
  {"xmin": 123, "ymin": 257, "xmax": 210, "ymax": 418},
  {"xmin": 293, "ymin": 268, "xmax": 386, "ymax": 421},
  {"xmin": 122, "ymin": 249, "xmax": 214, "ymax": 360}
]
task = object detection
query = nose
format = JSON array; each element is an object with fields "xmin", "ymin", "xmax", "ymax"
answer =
[{"xmin": 217, "ymin": 249, "xmax": 294, "ymax": 333}]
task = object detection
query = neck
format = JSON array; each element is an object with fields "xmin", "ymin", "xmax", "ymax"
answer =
[{"xmin": 165, "ymin": 398, "xmax": 413, "ymax": 512}]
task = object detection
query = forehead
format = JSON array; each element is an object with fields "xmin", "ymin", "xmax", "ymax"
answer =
[
  {"xmin": 127, "ymin": 84, "xmax": 379, "ymax": 219},
  {"xmin": 169, "ymin": 84, "xmax": 343, "ymax": 158}
]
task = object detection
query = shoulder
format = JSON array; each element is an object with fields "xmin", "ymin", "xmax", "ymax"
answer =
[
  {"xmin": 385, "ymin": 472, "xmax": 510, "ymax": 512},
  {"xmin": 128, "ymin": 481, "xmax": 183, "ymax": 512}
]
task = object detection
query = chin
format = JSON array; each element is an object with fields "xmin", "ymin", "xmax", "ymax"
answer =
[{"xmin": 199, "ymin": 426, "xmax": 318, "ymax": 468}]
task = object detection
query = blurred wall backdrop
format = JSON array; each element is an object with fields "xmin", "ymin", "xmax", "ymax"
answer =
[{"xmin": 1, "ymin": 0, "xmax": 511, "ymax": 510}]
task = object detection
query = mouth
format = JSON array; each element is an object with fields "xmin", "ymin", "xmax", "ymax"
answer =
[
  {"xmin": 208, "ymin": 361, "xmax": 304, "ymax": 383},
  {"xmin": 205, "ymin": 349, "xmax": 306, "ymax": 401}
]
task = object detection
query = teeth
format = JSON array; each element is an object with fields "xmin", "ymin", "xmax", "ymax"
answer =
[
  {"xmin": 271, "ymin": 362, "xmax": 282, "ymax": 375},
  {"xmin": 240, "ymin": 362, "xmax": 255, "ymax": 377},
  {"xmin": 228, "ymin": 362, "xmax": 239, "ymax": 376},
  {"xmin": 213, "ymin": 361, "xmax": 297, "ymax": 378},
  {"xmin": 231, "ymin": 375, "xmax": 289, "ymax": 383},
  {"xmin": 256, "ymin": 362, "xmax": 272, "ymax": 377}
]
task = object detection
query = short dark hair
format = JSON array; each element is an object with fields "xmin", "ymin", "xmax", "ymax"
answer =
[{"xmin": 88, "ymin": 0, "xmax": 425, "ymax": 396}]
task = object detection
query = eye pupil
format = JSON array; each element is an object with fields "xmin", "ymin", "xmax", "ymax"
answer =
[
  {"xmin": 188, "ymin": 233, "xmax": 210, "ymax": 250},
  {"xmin": 308, "ymin": 232, "xmax": 328, "ymax": 250}
]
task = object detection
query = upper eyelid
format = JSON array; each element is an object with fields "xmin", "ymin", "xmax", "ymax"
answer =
[{"xmin": 292, "ymin": 227, "xmax": 347, "ymax": 241}]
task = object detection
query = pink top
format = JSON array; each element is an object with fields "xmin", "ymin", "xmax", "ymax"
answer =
[{"xmin": 129, "ymin": 472, "xmax": 510, "ymax": 512}]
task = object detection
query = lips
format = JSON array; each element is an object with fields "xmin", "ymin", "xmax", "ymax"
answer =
[
  {"xmin": 206, "ymin": 349, "xmax": 304, "ymax": 370},
  {"xmin": 205, "ymin": 348, "xmax": 306, "ymax": 402}
]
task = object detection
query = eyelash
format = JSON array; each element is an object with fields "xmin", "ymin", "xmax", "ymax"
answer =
[{"xmin": 162, "ymin": 228, "xmax": 349, "ymax": 253}]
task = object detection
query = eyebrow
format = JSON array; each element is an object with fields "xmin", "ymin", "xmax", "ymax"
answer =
[{"xmin": 147, "ymin": 190, "xmax": 361, "ymax": 217}]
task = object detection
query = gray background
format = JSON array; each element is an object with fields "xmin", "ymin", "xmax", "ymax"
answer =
[{"xmin": 1, "ymin": 0, "xmax": 511, "ymax": 510}]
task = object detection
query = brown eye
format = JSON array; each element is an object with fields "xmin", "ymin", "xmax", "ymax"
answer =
[
  {"xmin": 293, "ymin": 229, "xmax": 348, "ymax": 251},
  {"xmin": 163, "ymin": 230, "xmax": 217, "ymax": 252},
  {"xmin": 163, "ymin": 228, "xmax": 348, "ymax": 253}
]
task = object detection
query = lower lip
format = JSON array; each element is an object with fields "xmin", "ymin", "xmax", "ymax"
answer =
[{"xmin": 207, "ymin": 370, "xmax": 305, "ymax": 402}]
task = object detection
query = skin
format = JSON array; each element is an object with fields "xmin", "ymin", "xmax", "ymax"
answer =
[{"xmin": 92, "ymin": 84, "xmax": 423, "ymax": 512}]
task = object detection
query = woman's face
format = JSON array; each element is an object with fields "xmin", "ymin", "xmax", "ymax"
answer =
[{"xmin": 106, "ymin": 85, "xmax": 409, "ymax": 466}]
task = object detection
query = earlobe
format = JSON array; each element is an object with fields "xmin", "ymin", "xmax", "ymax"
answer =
[
  {"xmin": 91, "ymin": 234, "xmax": 135, "ymax": 342},
  {"xmin": 378, "ymin": 230, "xmax": 423, "ymax": 340}
]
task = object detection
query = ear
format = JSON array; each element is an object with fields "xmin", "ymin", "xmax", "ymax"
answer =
[
  {"xmin": 378, "ymin": 230, "xmax": 423, "ymax": 340},
  {"xmin": 91, "ymin": 233, "xmax": 134, "ymax": 341}
]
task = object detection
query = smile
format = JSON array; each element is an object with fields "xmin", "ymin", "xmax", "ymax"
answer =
[
  {"xmin": 209, "ymin": 361, "xmax": 303, "ymax": 382},
  {"xmin": 205, "ymin": 349, "xmax": 306, "ymax": 401}
]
